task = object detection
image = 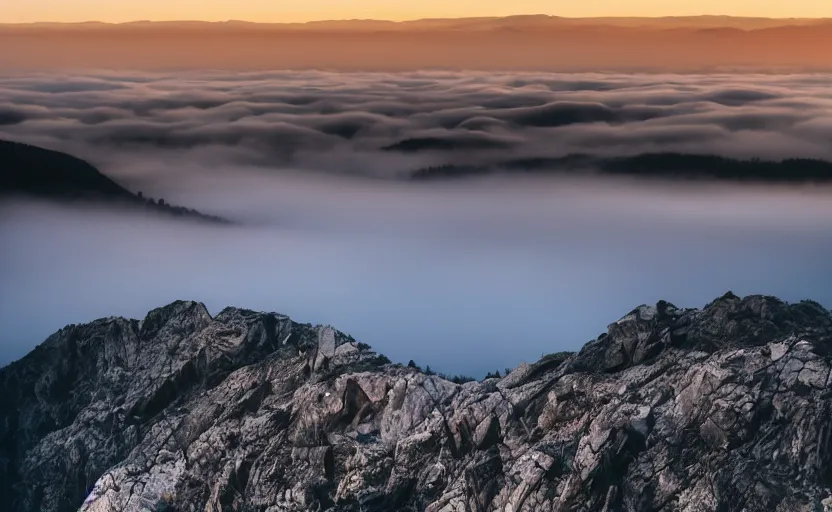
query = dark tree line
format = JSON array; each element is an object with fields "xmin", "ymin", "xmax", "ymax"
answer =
[{"xmin": 411, "ymin": 152, "xmax": 832, "ymax": 183}]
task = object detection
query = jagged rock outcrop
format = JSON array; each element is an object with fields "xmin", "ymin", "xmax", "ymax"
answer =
[{"xmin": 2, "ymin": 293, "xmax": 832, "ymax": 511}]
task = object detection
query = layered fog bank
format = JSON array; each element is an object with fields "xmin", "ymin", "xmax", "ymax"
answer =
[
  {"xmin": 4, "ymin": 71, "xmax": 832, "ymax": 188},
  {"xmin": 2, "ymin": 173, "xmax": 832, "ymax": 375},
  {"xmin": 3, "ymin": 70, "xmax": 832, "ymax": 375}
]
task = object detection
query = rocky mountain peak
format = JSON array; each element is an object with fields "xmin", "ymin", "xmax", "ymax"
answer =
[{"xmin": 1, "ymin": 293, "xmax": 831, "ymax": 511}]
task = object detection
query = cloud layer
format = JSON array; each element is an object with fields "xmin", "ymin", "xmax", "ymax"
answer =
[
  {"xmin": 3, "ymin": 71, "xmax": 832, "ymax": 376},
  {"xmin": 3, "ymin": 71, "xmax": 832, "ymax": 193},
  {"xmin": 3, "ymin": 178, "xmax": 832, "ymax": 376}
]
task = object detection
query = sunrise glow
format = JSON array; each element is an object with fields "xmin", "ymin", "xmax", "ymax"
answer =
[{"xmin": 4, "ymin": 0, "xmax": 832, "ymax": 24}]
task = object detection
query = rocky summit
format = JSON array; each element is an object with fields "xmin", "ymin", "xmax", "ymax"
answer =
[{"xmin": 2, "ymin": 293, "xmax": 832, "ymax": 512}]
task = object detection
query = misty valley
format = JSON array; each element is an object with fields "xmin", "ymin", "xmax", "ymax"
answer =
[
  {"xmin": 3, "ymin": 63, "xmax": 832, "ymax": 512},
  {"xmin": 3, "ymin": 72, "xmax": 832, "ymax": 375}
]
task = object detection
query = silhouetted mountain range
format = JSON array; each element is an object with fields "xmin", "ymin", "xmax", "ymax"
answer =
[
  {"xmin": 4, "ymin": 16, "xmax": 832, "ymax": 72},
  {"xmin": 0, "ymin": 140, "xmax": 227, "ymax": 222},
  {"xmin": 3, "ymin": 16, "xmax": 830, "ymax": 31},
  {"xmin": 410, "ymin": 153, "xmax": 832, "ymax": 183}
]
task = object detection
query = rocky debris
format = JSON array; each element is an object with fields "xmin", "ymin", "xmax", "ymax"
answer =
[{"xmin": 1, "ymin": 293, "xmax": 832, "ymax": 511}]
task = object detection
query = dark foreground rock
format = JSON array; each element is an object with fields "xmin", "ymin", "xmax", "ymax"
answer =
[{"xmin": 2, "ymin": 293, "xmax": 832, "ymax": 511}]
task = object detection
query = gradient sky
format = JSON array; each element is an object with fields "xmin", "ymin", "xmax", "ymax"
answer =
[{"xmin": 4, "ymin": 0, "xmax": 832, "ymax": 23}]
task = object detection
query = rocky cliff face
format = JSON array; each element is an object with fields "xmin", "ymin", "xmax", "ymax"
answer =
[{"xmin": 2, "ymin": 293, "xmax": 832, "ymax": 512}]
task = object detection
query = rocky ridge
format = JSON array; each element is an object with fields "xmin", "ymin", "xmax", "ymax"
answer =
[{"xmin": 1, "ymin": 292, "xmax": 832, "ymax": 511}]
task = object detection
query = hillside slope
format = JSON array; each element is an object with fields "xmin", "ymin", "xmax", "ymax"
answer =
[{"xmin": 0, "ymin": 140, "xmax": 227, "ymax": 222}]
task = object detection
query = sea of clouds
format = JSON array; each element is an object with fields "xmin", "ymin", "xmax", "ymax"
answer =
[
  {"xmin": 2, "ymin": 71, "xmax": 832, "ymax": 375},
  {"xmin": 3, "ymin": 71, "xmax": 832, "ymax": 184}
]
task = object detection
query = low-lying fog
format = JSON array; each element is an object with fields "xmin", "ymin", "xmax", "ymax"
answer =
[
  {"xmin": 2, "ymin": 171, "xmax": 831, "ymax": 376},
  {"xmin": 3, "ymin": 70, "xmax": 832, "ymax": 376}
]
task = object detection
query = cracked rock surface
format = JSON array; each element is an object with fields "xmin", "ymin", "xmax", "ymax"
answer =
[{"xmin": 2, "ymin": 293, "xmax": 832, "ymax": 511}]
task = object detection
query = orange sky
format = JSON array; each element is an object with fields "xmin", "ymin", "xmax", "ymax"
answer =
[{"xmin": 4, "ymin": 0, "xmax": 832, "ymax": 24}]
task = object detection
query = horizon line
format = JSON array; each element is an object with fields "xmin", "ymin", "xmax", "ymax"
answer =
[{"xmin": 3, "ymin": 14, "xmax": 831, "ymax": 26}]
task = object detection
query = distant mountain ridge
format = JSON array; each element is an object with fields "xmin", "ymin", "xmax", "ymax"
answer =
[
  {"xmin": 2, "ymin": 15, "xmax": 830, "ymax": 31},
  {"xmin": 0, "ymin": 140, "xmax": 228, "ymax": 222},
  {"xmin": 4, "ymin": 16, "xmax": 832, "ymax": 72}
]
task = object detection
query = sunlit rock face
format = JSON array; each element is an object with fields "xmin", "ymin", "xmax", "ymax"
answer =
[{"xmin": 1, "ymin": 293, "xmax": 832, "ymax": 512}]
